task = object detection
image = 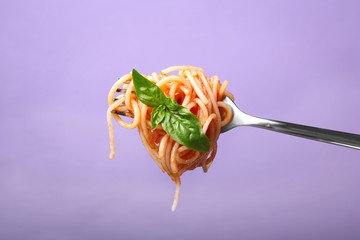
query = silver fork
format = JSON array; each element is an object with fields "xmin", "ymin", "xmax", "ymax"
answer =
[{"xmin": 221, "ymin": 97, "xmax": 360, "ymax": 150}]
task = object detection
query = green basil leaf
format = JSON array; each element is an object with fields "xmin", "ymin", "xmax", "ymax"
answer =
[
  {"xmin": 151, "ymin": 105, "xmax": 166, "ymax": 130},
  {"xmin": 164, "ymin": 97, "xmax": 179, "ymax": 111},
  {"xmin": 131, "ymin": 68, "xmax": 210, "ymax": 152},
  {"xmin": 132, "ymin": 69, "xmax": 166, "ymax": 107},
  {"xmin": 162, "ymin": 106, "xmax": 210, "ymax": 152}
]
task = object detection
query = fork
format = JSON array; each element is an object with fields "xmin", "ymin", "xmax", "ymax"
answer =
[{"xmin": 221, "ymin": 96, "xmax": 360, "ymax": 150}]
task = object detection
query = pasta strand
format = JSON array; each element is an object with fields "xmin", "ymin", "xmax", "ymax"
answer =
[{"xmin": 107, "ymin": 66, "xmax": 233, "ymax": 211}]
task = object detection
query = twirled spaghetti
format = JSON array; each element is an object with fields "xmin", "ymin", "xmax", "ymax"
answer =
[{"xmin": 107, "ymin": 66, "xmax": 233, "ymax": 211}]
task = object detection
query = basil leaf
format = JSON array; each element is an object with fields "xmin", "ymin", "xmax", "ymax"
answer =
[
  {"xmin": 162, "ymin": 106, "xmax": 210, "ymax": 152},
  {"xmin": 132, "ymin": 69, "xmax": 166, "ymax": 107},
  {"xmin": 165, "ymin": 97, "xmax": 179, "ymax": 111},
  {"xmin": 151, "ymin": 105, "xmax": 166, "ymax": 130},
  {"xmin": 130, "ymin": 68, "xmax": 210, "ymax": 152}
]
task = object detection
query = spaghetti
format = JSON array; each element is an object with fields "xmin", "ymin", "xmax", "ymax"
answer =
[{"xmin": 107, "ymin": 66, "xmax": 233, "ymax": 211}]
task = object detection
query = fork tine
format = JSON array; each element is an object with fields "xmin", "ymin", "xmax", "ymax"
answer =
[
  {"xmin": 111, "ymin": 110, "xmax": 134, "ymax": 118},
  {"xmin": 116, "ymin": 88, "xmax": 126, "ymax": 93},
  {"xmin": 116, "ymin": 88, "xmax": 136, "ymax": 93}
]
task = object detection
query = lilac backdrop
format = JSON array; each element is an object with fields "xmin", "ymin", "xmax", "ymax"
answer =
[{"xmin": 1, "ymin": 0, "xmax": 360, "ymax": 239}]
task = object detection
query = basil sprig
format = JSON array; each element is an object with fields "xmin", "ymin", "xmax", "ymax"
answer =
[{"xmin": 132, "ymin": 69, "xmax": 210, "ymax": 152}]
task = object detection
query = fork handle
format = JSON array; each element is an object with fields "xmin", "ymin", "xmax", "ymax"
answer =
[{"xmin": 252, "ymin": 117, "xmax": 360, "ymax": 150}]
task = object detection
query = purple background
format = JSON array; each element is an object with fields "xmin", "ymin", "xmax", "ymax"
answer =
[{"xmin": 1, "ymin": 0, "xmax": 360, "ymax": 239}]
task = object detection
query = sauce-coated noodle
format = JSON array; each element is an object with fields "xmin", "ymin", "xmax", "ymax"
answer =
[{"xmin": 107, "ymin": 66, "xmax": 233, "ymax": 211}]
